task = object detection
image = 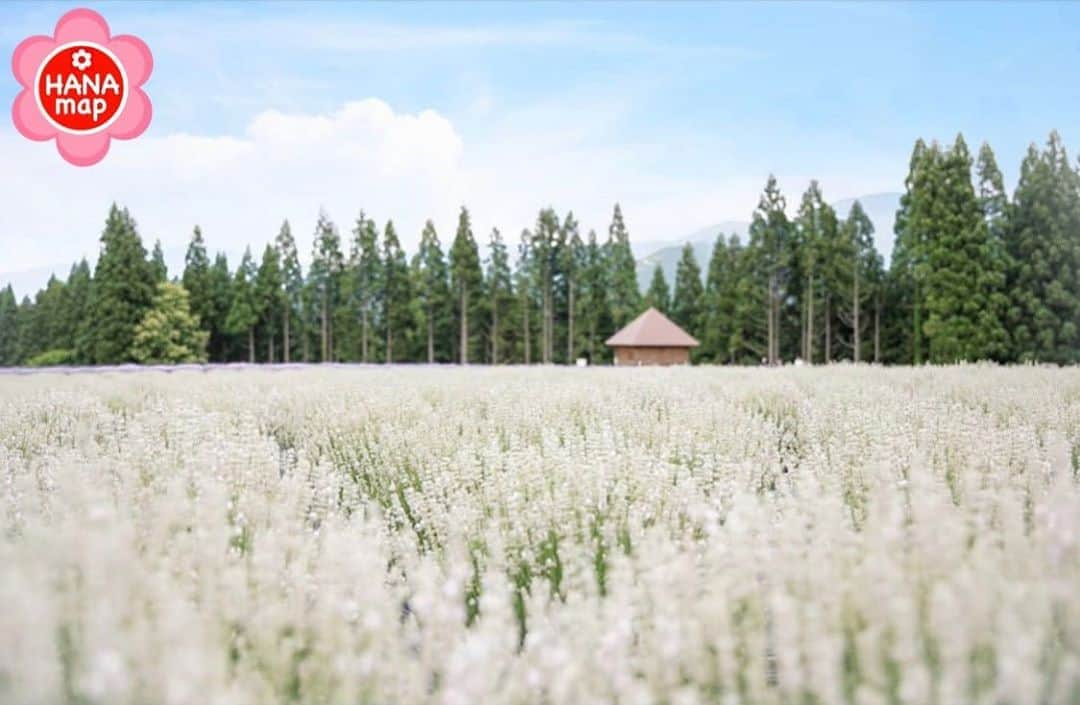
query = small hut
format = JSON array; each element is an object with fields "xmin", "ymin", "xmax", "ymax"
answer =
[{"xmin": 605, "ymin": 307, "xmax": 699, "ymax": 366}]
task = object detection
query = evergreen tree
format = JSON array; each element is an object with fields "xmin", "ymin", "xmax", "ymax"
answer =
[
  {"xmin": 486, "ymin": 228, "xmax": 514, "ymax": 364},
  {"xmin": 19, "ymin": 275, "xmax": 67, "ymax": 360},
  {"xmin": 0, "ymin": 285, "xmax": 19, "ymax": 365},
  {"xmin": 14, "ymin": 296, "xmax": 37, "ymax": 364},
  {"xmin": 889, "ymin": 139, "xmax": 935, "ymax": 364},
  {"xmin": 1006, "ymin": 131, "xmax": 1080, "ymax": 362},
  {"xmin": 275, "ymin": 221, "xmax": 304, "ymax": 363},
  {"xmin": 61, "ymin": 260, "xmax": 92, "ymax": 358},
  {"xmin": 310, "ymin": 212, "xmax": 344, "ymax": 362},
  {"xmin": 381, "ymin": 220, "xmax": 411, "ymax": 362},
  {"xmin": 413, "ymin": 219, "xmax": 452, "ymax": 363},
  {"xmin": 150, "ymin": 239, "xmax": 168, "ymax": 283},
  {"xmin": 348, "ymin": 214, "xmax": 382, "ymax": 363},
  {"xmin": 77, "ymin": 204, "xmax": 155, "ymax": 364},
  {"xmin": 516, "ymin": 230, "xmax": 536, "ymax": 364},
  {"xmin": 794, "ymin": 181, "xmax": 837, "ymax": 362},
  {"xmin": 255, "ymin": 244, "xmax": 284, "ymax": 362},
  {"xmin": 15, "ymin": 285, "xmax": 47, "ymax": 362},
  {"xmin": 530, "ymin": 208, "xmax": 560, "ymax": 363},
  {"xmin": 976, "ymin": 142, "xmax": 1013, "ymax": 361},
  {"xmin": 182, "ymin": 227, "xmax": 217, "ymax": 357},
  {"xmin": 300, "ymin": 277, "xmax": 317, "ymax": 362},
  {"xmin": 644, "ymin": 265, "xmax": 671, "ymax": 313},
  {"xmin": 559, "ymin": 212, "xmax": 586, "ymax": 362},
  {"xmin": 449, "ymin": 207, "xmax": 484, "ymax": 364},
  {"xmin": 836, "ymin": 201, "xmax": 879, "ymax": 362},
  {"xmin": 748, "ymin": 176, "xmax": 792, "ymax": 364},
  {"xmin": 208, "ymin": 253, "xmax": 233, "ymax": 361},
  {"xmin": 225, "ymin": 248, "xmax": 258, "ymax": 363},
  {"xmin": 702, "ymin": 234, "xmax": 741, "ymax": 363},
  {"xmin": 671, "ymin": 243, "xmax": 704, "ymax": 343},
  {"xmin": 977, "ymin": 142, "xmax": 1010, "ymax": 245},
  {"xmin": 606, "ymin": 203, "xmax": 641, "ymax": 329},
  {"xmin": 580, "ymin": 229, "xmax": 612, "ymax": 363},
  {"xmin": 922, "ymin": 135, "xmax": 1009, "ymax": 362},
  {"xmin": 130, "ymin": 282, "xmax": 209, "ymax": 364},
  {"xmin": 730, "ymin": 238, "xmax": 761, "ymax": 364}
]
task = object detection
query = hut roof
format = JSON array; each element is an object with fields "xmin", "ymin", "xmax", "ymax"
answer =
[{"xmin": 605, "ymin": 307, "xmax": 700, "ymax": 348}]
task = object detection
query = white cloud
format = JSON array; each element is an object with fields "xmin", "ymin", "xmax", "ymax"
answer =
[{"xmin": 1, "ymin": 99, "xmax": 466, "ymax": 282}]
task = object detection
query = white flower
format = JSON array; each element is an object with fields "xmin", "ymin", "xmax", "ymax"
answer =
[{"xmin": 71, "ymin": 49, "xmax": 92, "ymax": 71}]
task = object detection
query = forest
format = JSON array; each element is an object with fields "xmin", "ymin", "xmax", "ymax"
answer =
[{"xmin": 1, "ymin": 131, "xmax": 1078, "ymax": 366}]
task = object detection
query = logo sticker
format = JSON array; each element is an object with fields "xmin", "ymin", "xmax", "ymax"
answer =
[{"xmin": 11, "ymin": 8, "xmax": 152, "ymax": 166}]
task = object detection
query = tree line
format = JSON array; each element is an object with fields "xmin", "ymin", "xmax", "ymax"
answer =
[{"xmin": 2, "ymin": 131, "xmax": 1078, "ymax": 367}]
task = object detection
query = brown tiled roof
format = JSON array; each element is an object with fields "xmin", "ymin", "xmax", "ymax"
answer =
[{"xmin": 605, "ymin": 307, "xmax": 700, "ymax": 348}]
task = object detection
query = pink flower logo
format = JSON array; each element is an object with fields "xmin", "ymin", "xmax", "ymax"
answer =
[{"xmin": 11, "ymin": 8, "xmax": 152, "ymax": 166}]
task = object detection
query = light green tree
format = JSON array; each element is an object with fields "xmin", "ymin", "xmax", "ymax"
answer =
[{"xmin": 130, "ymin": 282, "xmax": 209, "ymax": 364}]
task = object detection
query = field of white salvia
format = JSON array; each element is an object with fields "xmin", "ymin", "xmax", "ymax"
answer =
[{"xmin": 1, "ymin": 366, "xmax": 1078, "ymax": 705}]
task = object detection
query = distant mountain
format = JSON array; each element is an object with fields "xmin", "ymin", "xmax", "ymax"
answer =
[
  {"xmin": 630, "ymin": 221, "xmax": 750, "ymax": 260},
  {"xmin": 635, "ymin": 222, "xmax": 749, "ymax": 291},
  {"xmin": 635, "ymin": 192, "xmax": 900, "ymax": 291}
]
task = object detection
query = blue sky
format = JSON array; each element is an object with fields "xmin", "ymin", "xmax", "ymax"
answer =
[{"xmin": 2, "ymin": 1, "xmax": 1079, "ymax": 291}]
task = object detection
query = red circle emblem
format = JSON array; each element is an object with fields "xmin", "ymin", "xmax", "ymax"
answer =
[{"xmin": 35, "ymin": 42, "xmax": 128, "ymax": 133}]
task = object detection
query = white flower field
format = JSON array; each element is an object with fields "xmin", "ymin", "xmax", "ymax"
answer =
[{"xmin": 1, "ymin": 365, "xmax": 1078, "ymax": 705}]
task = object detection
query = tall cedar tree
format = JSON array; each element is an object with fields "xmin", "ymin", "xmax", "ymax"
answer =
[
  {"xmin": 531, "ymin": 208, "xmax": 560, "ymax": 363},
  {"xmin": 18, "ymin": 276, "xmax": 58, "ymax": 360},
  {"xmin": 486, "ymin": 228, "xmax": 514, "ymax": 364},
  {"xmin": 150, "ymin": 240, "xmax": 167, "ymax": 283},
  {"xmin": 77, "ymin": 204, "xmax": 155, "ymax": 364},
  {"xmin": 890, "ymin": 139, "xmax": 934, "ymax": 364},
  {"xmin": 449, "ymin": 207, "xmax": 484, "ymax": 364},
  {"xmin": 606, "ymin": 203, "xmax": 641, "ymax": 329},
  {"xmin": 560, "ymin": 213, "xmax": 586, "ymax": 362},
  {"xmin": 225, "ymin": 248, "xmax": 258, "ymax": 362},
  {"xmin": 275, "ymin": 221, "xmax": 304, "ymax": 363},
  {"xmin": 381, "ymin": 220, "xmax": 411, "ymax": 362},
  {"xmin": 310, "ymin": 212, "xmax": 344, "ymax": 362},
  {"xmin": 836, "ymin": 201, "xmax": 879, "ymax": 361},
  {"xmin": 794, "ymin": 182, "xmax": 834, "ymax": 362},
  {"xmin": 1006, "ymin": 132, "xmax": 1080, "ymax": 362},
  {"xmin": 182, "ymin": 227, "xmax": 217, "ymax": 358},
  {"xmin": 413, "ymin": 220, "xmax": 452, "ymax": 362},
  {"xmin": 0, "ymin": 286, "xmax": 18, "ymax": 364},
  {"xmin": 922, "ymin": 135, "xmax": 1009, "ymax": 362},
  {"xmin": 748, "ymin": 176, "xmax": 792, "ymax": 364},
  {"xmin": 516, "ymin": 230, "xmax": 535, "ymax": 364},
  {"xmin": 255, "ymin": 244, "xmax": 284, "ymax": 362},
  {"xmin": 974, "ymin": 143, "xmax": 1013, "ymax": 361},
  {"xmin": 580, "ymin": 229, "xmax": 612, "ymax": 363},
  {"xmin": 348, "ymin": 214, "xmax": 381, "ymax": 362},
  {"xmin": 62, "ymin": 260, "xmax": 92, "ymax": 355},
  {"xmin": 14, "ymin": 296, "xmax": 34, "ymax": 364},
  {"xmin": 702, "ymin": 234, "xmax": 742, "ymax": 363},
  {"xmin": 645, "ymin": 265, "xmax": 671, "ymax": 313},
  {"xmin": 208, "ymin": 253, "xmax": 233, "ymax": 361},
  {"xmin": 671, "ymin": 243, "xmax": 704, "ymax": 344}
]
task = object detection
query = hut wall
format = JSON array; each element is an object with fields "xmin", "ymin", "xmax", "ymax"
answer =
[{"xmin": 612, "ymin": 346, "xmax": 690, "ymax": 366}]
